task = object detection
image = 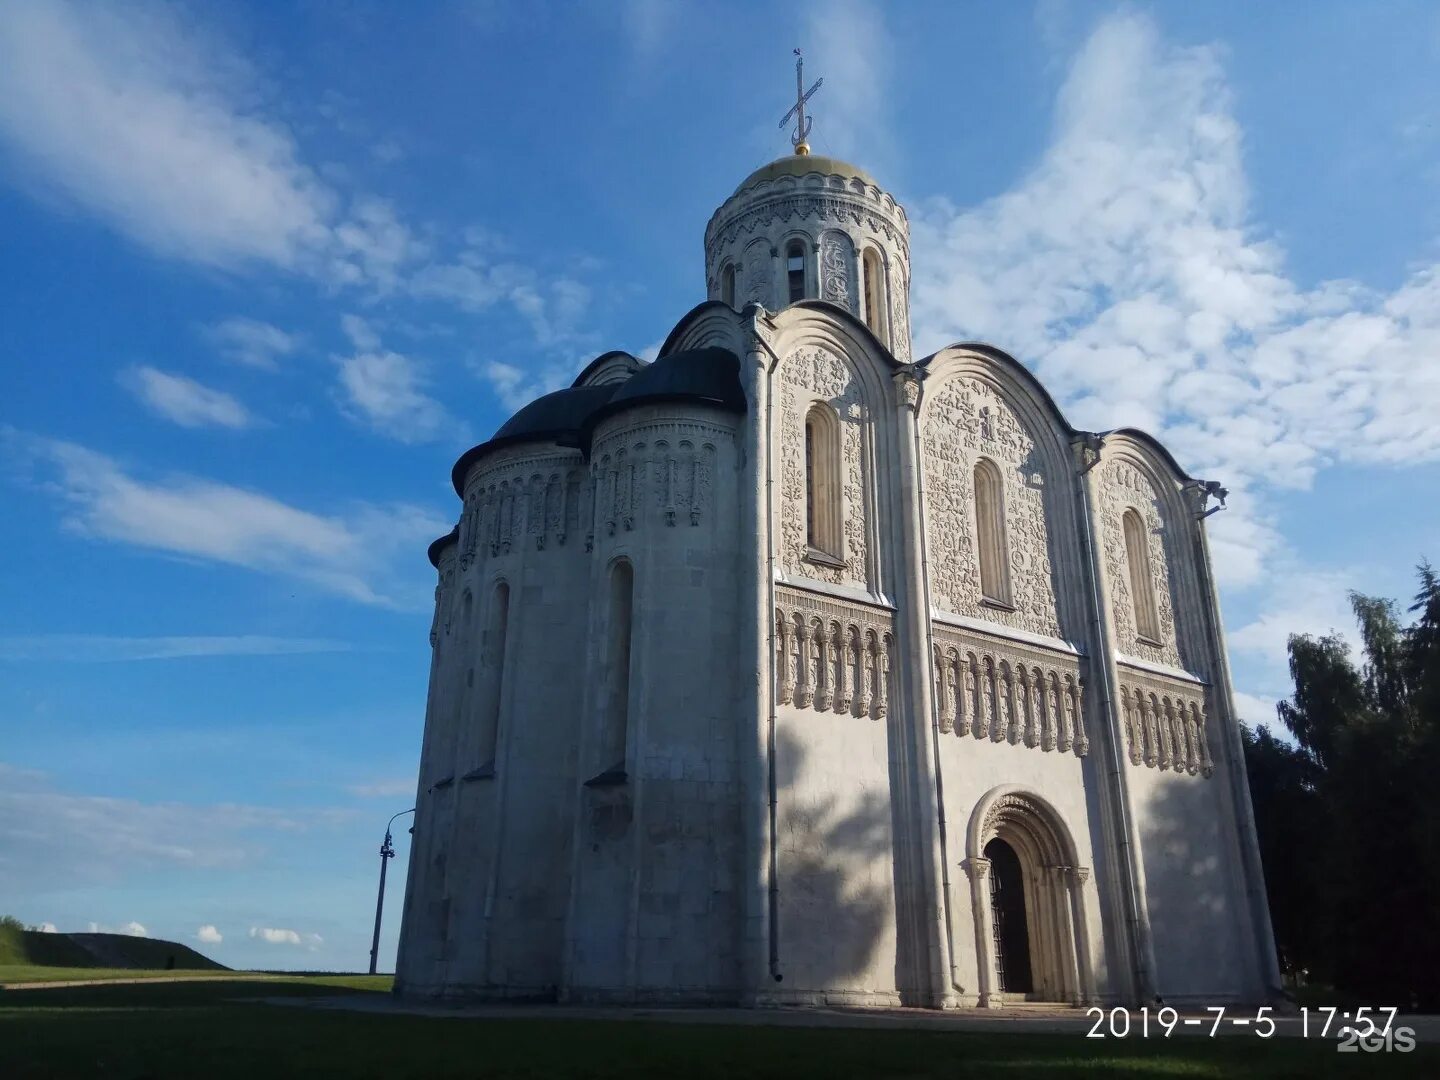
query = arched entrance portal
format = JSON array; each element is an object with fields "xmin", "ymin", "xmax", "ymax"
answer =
[
  {"xmin": 964, "ymin": 787, "xmax": 1096, "ymax": 1007},
  {"xmin": 985, "ymin": 837, "xmax": 1032, "ymax": 994}
]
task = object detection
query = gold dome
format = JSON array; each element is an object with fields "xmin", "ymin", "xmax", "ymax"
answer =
[{"xmin": 733, "ymin": 154, "xmax": 878, "ymax": 196}]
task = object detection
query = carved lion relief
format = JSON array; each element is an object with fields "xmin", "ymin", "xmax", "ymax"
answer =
[
  {"xmin": 1100, "ymin": 461, "xmax": 1183, "ymax": 669},
  {"xmin": 778, "ymin": 346, "xmax": 870, "ymax": 592},
  {"xmin": 921, "ymin": 377, "xmax": 1062, "ymax": 639}
]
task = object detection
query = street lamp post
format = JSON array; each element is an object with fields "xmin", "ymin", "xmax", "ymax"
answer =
[{"xmin": 369, "ymin": 808, "xmax": 415, "ymax": 976}]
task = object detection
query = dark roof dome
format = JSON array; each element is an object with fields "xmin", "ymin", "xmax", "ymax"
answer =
[
  {"xmin": 584, "ymin": 347, "xmax": 744, "ymax": 430},
  {"xmin": 490, "ymin": 384, "xmax": 618, "ymax": 443},
  {"xmin": 448, "ymin": 347, "xmax": 744, "ymax": 495}
]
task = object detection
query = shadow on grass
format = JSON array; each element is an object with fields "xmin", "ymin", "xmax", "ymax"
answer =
[{"xmin": 3, "ymin": 980, "xmax": 1438, "ymax": 1079}]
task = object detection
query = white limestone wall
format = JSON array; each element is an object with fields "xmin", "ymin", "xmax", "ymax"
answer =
[
  {"xmin": 1124, "ymin": 745, "xmax": 1258, "ymax": 1002},
  {"xmin": 399, "ymin": 444, "xmax": 594, "ymax": 998},
  {"xmin": 771, "ymin": 700, "xmax": 901, "ymax": 1004},
  {"xmin": 564, "ymin": 403, "xmax": 745, "ymax": 1002},
  {"xmin": 1094, "ymin": 440, "xmax": 1267, "ymax": 1003},
  {"xmin": 935, "ymin": 731, "xmax": 1110, "ymax": 1001}
]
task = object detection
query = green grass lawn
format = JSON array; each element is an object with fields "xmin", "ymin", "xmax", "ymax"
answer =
[{"xmin": 2, "ymin": 976, "xmax": 1434, "ymax": 1079}]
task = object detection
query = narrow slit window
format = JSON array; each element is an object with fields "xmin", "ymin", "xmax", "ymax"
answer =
[
  {"xmin": 474, "ymin": 581, "xmax": 509, "ymax": 769},
  {"xmin": 974, "ymin": 458, "xmax": 1012, "ymax": 606},
  {"xmin": 1123, "ymin": 508, "xmax": 1162, "ymax": 642},
  {"xmin": 803, "ymin": 404, "xmax": 842, "ymax": 560},
  {"xmin": 598, "ymin": 560, "xmax": 635, "ymax": 778},
  {"xmin": 787, "ymin": 241, "xmax": 807, "ymax": 303},
  {"xmin": 721, "ymin": 263, "xmax": 736, "ymax": 308}
]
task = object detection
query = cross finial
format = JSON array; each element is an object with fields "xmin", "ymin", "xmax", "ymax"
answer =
[{"xmin": 779, "ymin": 48, "xmax": 823, "ymax": 156}]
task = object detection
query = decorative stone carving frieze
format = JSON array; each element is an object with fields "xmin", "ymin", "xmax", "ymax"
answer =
[
  {"xmin": 459, "ymin": 452, "xmax": 583, "ymax": 566},
  {"xmin": 775, "ymin": 586, "xmax": 894, "ymax": 721},
  {"xmin": 932, "ymin": 623, "xmax": 1087, "ymax": 757},
  {"xmin": 590, "ymin": 419, "xmax": 728, "ymax": 540},
  {"xmin": 1099, "ymin": 461, "xmax": 1183, "ymax": 669},
  {"xmin": 921, "ymin": 377, "xmax": 1063, "ymax": 640},
  {"xmin": 706, "ymin": 192, "xmax": 909, "ymax": 257},
  {"xmin": 778, "ymin": 347, "xmax": 869, "ymax": 591},
  {"xmin": 1117, "ymin": 667, "xmax": 1213, "ymax": 777},
  {"xmin": 819, "ymin": 230, "xmax": 857, "ymax": 312}
]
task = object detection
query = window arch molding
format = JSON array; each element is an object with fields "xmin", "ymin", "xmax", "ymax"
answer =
[
  {"xmin": 1122, "ymin": 507, "xmax": 1162, "ymax": 644},
  {"xmin": 781, "ymin": 231, "xmax": 814, "ymax": 305},
  {"xmin": 860, "ymin": 245, "xmax": 888, "ymax": 346},
  {"xmin": 588, "ymin": 556, "xmax": 636, "ymax": 785},
  {"xmin": 803, "ymin": 401, "xmax": 844, "ymax": 564},
  {"xmin": 973, "ymin": 456, "xmax": 1013, "ymax": 608},
  {"xmin": 720, "ymin": 261, "xmax": 737, "ymax": 308}
]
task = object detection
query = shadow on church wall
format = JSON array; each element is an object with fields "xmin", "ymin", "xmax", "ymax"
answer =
[
  {"xmin": 1135, "ymin": 774, "xmax": 1257, "ymax": 1000},
  {"xmin": 772, "ymin": 725, "xmax": 896, "ymax": 997}
]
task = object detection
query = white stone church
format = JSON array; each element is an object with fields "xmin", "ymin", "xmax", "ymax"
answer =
[{"xmin": 396, "ymin": 110, "xmax": 1282, "ymax": 1008}]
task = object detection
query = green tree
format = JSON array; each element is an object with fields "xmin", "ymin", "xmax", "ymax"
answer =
[{"xmin": 1246, "ymin": 563, "xmax": 1440, "ymax": 1008}]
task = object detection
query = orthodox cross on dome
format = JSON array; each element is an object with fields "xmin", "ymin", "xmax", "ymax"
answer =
[{"xmin": 779, "ymin": 48, "xmax": 823, "ymax": 156}]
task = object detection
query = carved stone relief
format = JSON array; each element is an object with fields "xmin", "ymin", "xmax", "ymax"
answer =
[
  {"xmin": 590, "ymin": 420, "xmax": 727, "ymax": 540},
  {"xmin": 819, "ymin": 229, "xmax": 857, "ymax": 313},
  {"xmin": 1117, "ymin": 668, "xmax": 1213, "ymax": 777},
  {"xmin": 921, "ymin": 377, "xmax": 1062, "ymax": 639},
  {"xmin": 775, "ymin": 587, "xmax": 894, "ymax": 721},
  {"xmin": 778, "ymin": 347, "xmax": 869, "ymax": 591},
  {"xmin": 1100, "ymin": 461, "xmax": 1183, "ymax": 669},
  {"xmin": 742, "ymin": 239, "xmax": 771, "ymax": 308},
  {"xmin": 932, "ymin": 624, "xmax": 1087, "ymax": 757}
]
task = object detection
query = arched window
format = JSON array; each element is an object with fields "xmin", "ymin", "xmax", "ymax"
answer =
[
  {"xmin": 803, "ymin": 403, "xmax": 842, "ymax": 561},
  {"xmin": 786, "ymin": 240, "xmax": 807, "ymax": 304},
  {"xmin": 597, "ymin": 560, "xmax": 634, "ymax": 779},
  {"xmin": 721, "ymin": 262, "xmax": 736, "ymax": 308},
  {"xmin": 473, "ymin": 581, "xmax": 509, "ymax": 770},
  {"xmin": 974, "ymin": 458, "xmax": 1012, "ymax": 607},
  {"xmin": 1123, "ymin": 508, "xmax": 1162, "ymax": 642},
  {"xmin": 862, "ymin": 248, "xmax": 886, "ymax": 342}
]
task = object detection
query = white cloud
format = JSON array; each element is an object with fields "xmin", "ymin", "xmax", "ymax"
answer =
[
  {"xmin": 909, "ymin": 11, "xmax": 1440, "ymax": 595},
  {"xmin": 333, "ymin": 318, "xmax": 463, "ymax": 444},
  {"xmin": 0, "ymin": 2, "xmax": 332, "ymax": 270},
  {"xmin": 206, "ymin": 318, "xmax": 298, "ymax": 370},
  {"xmin": 0, "ymin": 762, "xmax": 358, "ymax": 895},
  {"xmin": 120, "ymin": 921, "xmax": 147, "ymax": 937},
  {"xmin": 250, "ymin": 926, "xmax": 302, "ymax": 946},
  {"xmin": 37, "ymin": 921, "xmax": 57, "ymax": 933},
  {"xmin": 1231, "ymin": 690, "xmax": 1278, "ymax": 728},
  {"xmin": 120, "ymin": 366, "xmax": 251, "ymax": 429},
  {"xmin": 0, "ymin": 635, "xmax": 351, "ymax": 663},
  {"xmin": 7, "ymin": 429, "xmax": 445, "ymax": 607},
  {"xmin": 803, "ymin": 1, "xmax": 894, "ymax": 170},
  {"xmin": 196, "ymin": 924, "xmax": 223, "ymax": 945}
]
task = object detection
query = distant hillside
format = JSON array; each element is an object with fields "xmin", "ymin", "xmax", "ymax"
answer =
[{"xmin": 0, "ymin": 922, "xmax": 227, "ymax": 971}]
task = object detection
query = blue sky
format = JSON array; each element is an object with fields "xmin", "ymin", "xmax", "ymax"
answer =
[{"xmin": 2, "ymin": 1, "xmax": 1437, "ymax": 972}]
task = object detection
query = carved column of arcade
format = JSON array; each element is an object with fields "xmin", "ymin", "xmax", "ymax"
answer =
[
  {"xmin": 893, "ymin": 368, "xmax": 956, "ymax": 1008},
  {"xmin": 1067, "ymin": 866, "xmax": 1097, "ymax": 1004},
  {"xmin": 963, "ymin": 857, "xmax": 1000, "ymax": 1008}
]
